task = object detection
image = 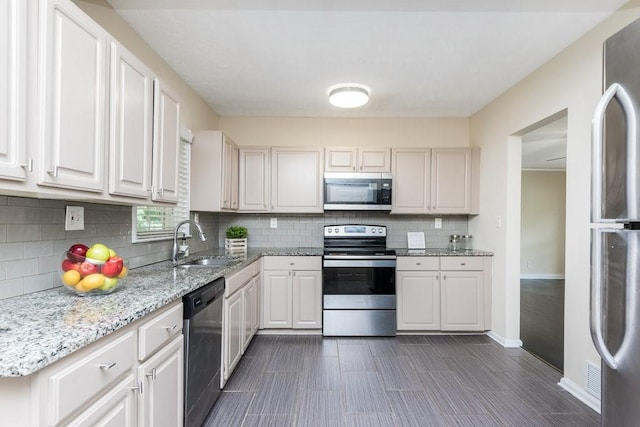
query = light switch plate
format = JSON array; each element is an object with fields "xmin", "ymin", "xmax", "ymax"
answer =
[
  {"xmin": 434, "ymin": 218, "xmax": 442, "ymax": 229},
  {"xmin": 270, "ymin": 218, "xmax": 277, "ymax": 228},
  {"xmin": 65, "ymin": 206, "xmax": 84, "ymax": 231}
]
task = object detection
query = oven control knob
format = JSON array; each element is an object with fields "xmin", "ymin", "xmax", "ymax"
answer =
[
  {"xmin": 327, "ymin": 229, "xmax": 332, "ymax": 233},
  {"xmin": 378, "ymin": 227, "xmax": 384, "ymax": 234},
  {"xmin": 334, "ymin": 228, "xmax": 339, "ymax": 233},
  {"xmin": 372, "ymin": 229, "xmax": 376, "ymax": 233}
]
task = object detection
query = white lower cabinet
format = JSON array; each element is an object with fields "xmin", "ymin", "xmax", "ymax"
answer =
[
  {"xmin": 137, "ymin": 335, "xmax": 183, "ymax": 427},
  {"xmin": 262, "ymin": 256, "xmax": 322, "ymax": 330},
  {"xmin": 223, "ymin": 260, "xmax": 261, "ymax": 385},
  {"xmin": 66, "ymin": 374, "xmax": 138, "ymax": 427},
  {"xmin": 396, "ymin": 256, "xmax": 492, "ymax": 332},
  {"xmin": 0, "ymin": 301, "xmax": 184, "ymax": 427}
]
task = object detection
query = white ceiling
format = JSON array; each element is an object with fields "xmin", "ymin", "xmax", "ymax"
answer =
[
  {"xmin": 106, "ymin": 0, "xmax": 627, "ymax": 118},
  {"xmin": 521, "ymin": 116, "xmax": 567, "ymax": 170}
]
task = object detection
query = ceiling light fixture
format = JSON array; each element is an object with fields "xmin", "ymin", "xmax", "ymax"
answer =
[{"xmin": 328, "ymin": 84, "xmax": 370, "ymax": 108}]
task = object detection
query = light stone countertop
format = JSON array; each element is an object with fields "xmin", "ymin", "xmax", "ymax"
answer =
[
  {"xmin": 395, "ymin": 248, "xmax": 494, "ymax": 256},
  {"xmin": 0, "ymin": 247, "xmax": 322, "ymax": 377}
]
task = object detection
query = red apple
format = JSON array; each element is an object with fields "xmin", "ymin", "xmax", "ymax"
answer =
[
  {"xmin": 102, "ymin": 256, "xmax": 124, "ymax": 278},
  {"xmin": 67, "ymin": 244, "xmax": 89, "ymax": 262},
  {"xmin": 61, "ymin": 259, "xmax": 81, "ymax": 272},
  {"xmin": 79, "ymin": 261, "xmax": 99, "ymax": 277}
]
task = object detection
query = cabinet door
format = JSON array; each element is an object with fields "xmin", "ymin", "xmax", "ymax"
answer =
[
  {"xmin": 397, "ymin": 271, "xmax": 440, "ymax": 330},
  {"xmin": 431, "ymin": 148, "xmax": 471, "ymax": 213},
  {"xmin": 109, "ymin": 41, "xmax": 154, "ymax": 199},
  {"xmin": 358, "ymin": 148, "xmax": 390, "ymax": 172},
  {"xmin": 138, "ymin": 335, "xmax": 183, "ymax": 427},
  {"xmin": 392, "ymin": 148, "xmax": 430, "ymax": 213},
  {"xmin": 292, "ymin": 270, "xmax": 322, "ymax": 329},
  {"xmin": 224, "ymin": 290, "xmax": 243, "ymax": 379},
  {"xmin": 243, "ymin": 277, "xmax": 258, "ymax": 350},
  {"xmin": 66, "ymin": 375, "xmax": 137, "ymax": 427},
  {"xmin": 239, "ymin": 148, "xmax": 269, "ymax": 211},
  {"xmin": 271, "ymin": 147, "xmax": 323, "ymax": 213},
  {"xmin": 39, "ymin": 0, "xmax": 108, "ymax": 192},
  {"xmin": 441, "ymin": 271, "xmax": 484, "ymax": 331},
  {"xmin": 262, "ymin": 270, "xmax": 292, "ymax": 328},
  {"xmin": 221, "ymin": 138, "xmax": 238, "ymax": 210},
  {"xmin": 325, "ymin": 147, "xmax": 357, "ymax": 172},
  {"xmin": 0, "ymin": 0, "xmax": 27, "ymax": 181},
  {"xmin": 151, "ymin": 79, "xmax": 180, "ymax": 203}
]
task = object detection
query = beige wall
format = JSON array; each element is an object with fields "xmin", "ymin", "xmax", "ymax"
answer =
[
  {"xmin": 470, "ymin": 0, "xmax": 640, "ymax": 391},
  {"xmin": 72, "ymin": 0, "xmax": 220, "ymax": 132},
  {"xmin": 219, "ymin": 117, "xmax": 469, "ymax": 148},
  {"xmin": 520, "ymin": 171, "xmax": 566, "ymax": 276}
]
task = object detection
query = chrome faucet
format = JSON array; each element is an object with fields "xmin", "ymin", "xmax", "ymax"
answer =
[{"xmin": 172, "ymin": 220, "xmax": 207, "ymax": 265}]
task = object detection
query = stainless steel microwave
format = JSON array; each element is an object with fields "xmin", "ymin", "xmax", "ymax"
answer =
[{"xmin": 323, "ymin": 172, "xmax": 392, "ymax": 211}]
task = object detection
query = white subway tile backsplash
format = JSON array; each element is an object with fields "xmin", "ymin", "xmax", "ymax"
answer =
[{"xmin": 0, "ymin": 278, "xmax": 23, "ymax": 299}]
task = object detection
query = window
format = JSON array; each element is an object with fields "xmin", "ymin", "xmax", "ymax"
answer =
[{"xmin": 132, "ymin": 138, "xmax": 191, "ymax": 242}]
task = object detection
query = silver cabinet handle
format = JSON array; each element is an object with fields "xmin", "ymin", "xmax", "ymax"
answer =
[
  {"xmin": 592, "ymin": 82, "xmax": 638, "ymax": 221},
  {"xmin": 47, "ymin": 165, "xmax": 59, "ymax": 177},
  {"xmin": 163, "ymin": 324, "xmax": 177, "ymax": 331},
  {"xmin": 157, "ymin": 187, "xmax": 164, "ymax": 196},
  {"xmin": 20, "ymin": 159, "xmax": 33, "ymax": 172},
  {"xmin": 590, "ymin": 229, "xmax": 617, "ymax": 369},
  {"xmin": 460, "ymin": 263, "xmax": 466, "ymax": 266},
  {"xmin": 99, "ymin": 362, "xmax": 116, "ymax": 370},
  {"xmin": 129, "ymin": 381, "xmax": 143, "ymax": 394},
  {"xmin": 145, "ymin": 368, "xmax": 157, "ymax": 381},
  {"xmin": 416, "ymin": 262, "xmax": 421, "ymax": 266}
]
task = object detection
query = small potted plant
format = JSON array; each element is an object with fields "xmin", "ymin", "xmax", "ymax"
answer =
[{"xmin": 225, "ymin": 226, "xmax": 248, "ymax": 254}]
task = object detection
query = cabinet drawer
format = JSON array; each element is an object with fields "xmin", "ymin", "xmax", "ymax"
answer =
[
  {"xmin": 47, "ymin": 330, "xmax": 136, "ymax": 425},
  {"xmin": 138, "ymin": 302, "xmax": 183, "ymax": 361},
  {"xmin": 440, "ymin": 256, "xmax": 484, "ymax": 271},
  {"xmin": 396, "ymin": 257, "xmax": 439, "ymax": 271},
  {"xmin": 226, "ymin": 260, "xmax": 260, "ymax": 296},
  {"xmin": 263, "ymin": 256, "xmax": 321, "ymax": 271}
]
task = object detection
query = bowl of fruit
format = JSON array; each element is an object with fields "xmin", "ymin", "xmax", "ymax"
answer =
[{"xmin": 60, "ymin": 243, "xmax": 128, "ymax": 296}]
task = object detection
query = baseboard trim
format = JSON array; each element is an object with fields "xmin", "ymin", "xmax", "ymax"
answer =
[
  {"xmin": 520, "ymin": 274, "xmax": 565, "ymax": 280},
  {"xmin": 256, "ymin": 329, "xmax": 322, "ymax": 336},
  {"xmin": 558, "ymin": 377, "xmax": 601, "ymax": 414},
  {"xmin": 486, "ymin": 330, "xmax": 523, "ymax": 348}
]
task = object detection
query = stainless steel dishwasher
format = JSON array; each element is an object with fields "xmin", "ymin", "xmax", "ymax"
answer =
[{"xmin": 183, "ymin": 277, "xmax": 224, "ymax": 427}]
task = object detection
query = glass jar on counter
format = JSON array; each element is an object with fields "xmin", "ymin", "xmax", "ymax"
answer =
[
  {"xmin": 461, "ymin": 234, "xmax": 473, "ymax": 251},
  {"xmin": 449, "ymin": 234, "xmax": 461, "ymax": 251}
]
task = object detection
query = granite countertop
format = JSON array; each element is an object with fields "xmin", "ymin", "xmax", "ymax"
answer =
[
  {"xmin": 395, "ymin": 248, "xmax": 494, "ymax": 256},
  {"xmin": 0, "ymin": 247, "xmax": 321, "ymax": 377}
]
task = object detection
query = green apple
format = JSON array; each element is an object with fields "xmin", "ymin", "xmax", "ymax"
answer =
[
  {"xmin": 99, "ymin": 276, "xmax": 118, "ymax": 291},
  {"xmin": 86, "ymin": 243, "xmax": 111, "ymax": 262},
  {"xmin": 108, "ymin": 248, "xmax": 117, "ymax": 257}
]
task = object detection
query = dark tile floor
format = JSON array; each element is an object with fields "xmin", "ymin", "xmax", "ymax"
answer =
[
  {"xmin": 204, "ymin": 334, "xmax": 599, "ymax": 427},
  {"xmin": 520, "ymin": 279, "xmax": 565, "ymax": 371}
]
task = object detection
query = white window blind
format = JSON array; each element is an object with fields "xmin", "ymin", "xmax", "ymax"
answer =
[{"xmin": 132, "ymin": 139, "xmax": 191, "ymax": 242}]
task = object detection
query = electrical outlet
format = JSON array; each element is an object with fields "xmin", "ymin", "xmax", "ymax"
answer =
[
  {"xmin": 270, "ymin": 218, "xmax": 278, "ymax": 228},
  {"xmin": 65, "ymin": 206, "xmax": 84, "ymax": 231},
  {"xmin": 434, "ymin": 218, "xmax": 442, "ymax": 229},
  {"xmin": 527, "ymin": 261, "xmax": 533, "ymax": 268}
]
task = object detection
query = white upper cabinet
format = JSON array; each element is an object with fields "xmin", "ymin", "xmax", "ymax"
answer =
[
  {"xmin": 431, "ymin": 148, "xmax": 472, "ymax": 214},
  {"xmin": 392, "ymin": 148, "xmax": 431, "ymax": 213},
  {"xmin": 38, "ymin": 0, "xmax": 108, "ymax": 192},
  {"xmin": 191, "ymin": 131, "xmax": 239, "ymax": 212},
  {"xmin": 271, "ymin": 147, "xmax": 323, "ymax": 213},
  {"xmin": 0, "ymin": 0, "xmax": 28, "ymax": 181},
  {"xmin": 239, "ymin": 147, "xmax": 269, "ymax": 211},
  {"xmin": 325, "ymin": 147, "xmax": 390, "ymax": 172},
  {"xmin": 151, "ymin": 79, "xmax": 180, "ymax": 203},
  {"xmin": 108, "ymin": 41, "xmax": 154, "ymax": 199},
  {"xmin": 392, "ymin": 147, "xmax": 479, "ymax": 214}
]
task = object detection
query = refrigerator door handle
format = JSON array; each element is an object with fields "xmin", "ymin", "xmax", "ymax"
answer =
[
  {"xmin": 590, "ymin": 230, "xmax": 619, "ymax": 369},
  {"xmin": 592, "ymin": 82, "xmax": 638, "ymax": 222}
]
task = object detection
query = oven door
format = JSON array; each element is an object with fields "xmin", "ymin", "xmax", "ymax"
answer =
[{"xmin": 322, "ymin": 258, "xmax": 396, "ymax": 309}]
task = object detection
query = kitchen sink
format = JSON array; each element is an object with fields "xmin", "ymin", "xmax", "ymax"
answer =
[{"xmin": 175, "ymin": 257, "xmax": 235, "ymax": 268}]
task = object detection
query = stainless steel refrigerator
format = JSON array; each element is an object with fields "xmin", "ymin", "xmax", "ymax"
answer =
[{"xmin": 591, "ymin": 17, "xmax": 640, "ymax": 427}]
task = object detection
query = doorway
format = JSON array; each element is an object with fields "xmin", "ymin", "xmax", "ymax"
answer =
[{"xmin": 519, "ymin": 113, "xmax": 567, "ymax": 371}]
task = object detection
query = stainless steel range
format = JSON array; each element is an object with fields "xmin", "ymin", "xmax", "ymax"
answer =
[{"xmin": 322, "ymin": 224, "xmax": 396, "ymax": 336}]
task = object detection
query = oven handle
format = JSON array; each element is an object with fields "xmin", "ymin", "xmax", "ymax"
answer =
[
  {"xmin": 323, "ymin": 255, "xmax": 397, "ymax": 260},
  {"xmin": 323, "ymin": 259, "xmax": 397, "ymax": 268}
]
